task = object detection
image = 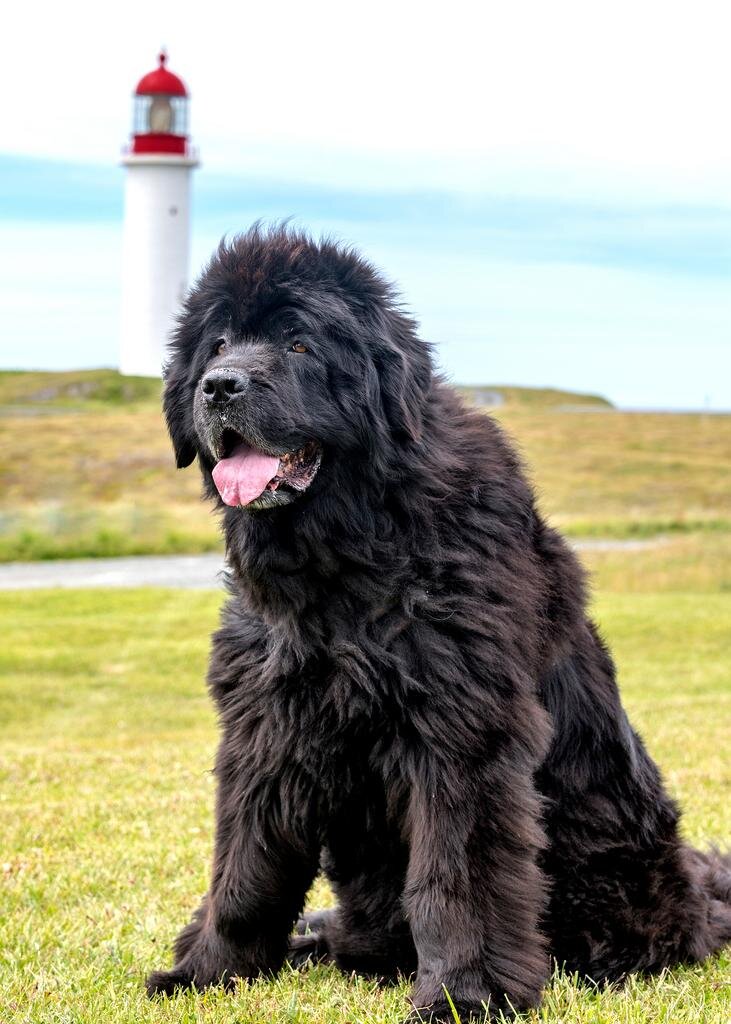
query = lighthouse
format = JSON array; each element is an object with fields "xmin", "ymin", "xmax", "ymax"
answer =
[{"xmin": 120, "ymin": 51, "xmax": 199, "ymax": 377}]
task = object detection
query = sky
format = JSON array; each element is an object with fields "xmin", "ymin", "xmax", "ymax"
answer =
[{"xmin": 0, "ymin": 0, "xmax": 729, "ymax": 408}]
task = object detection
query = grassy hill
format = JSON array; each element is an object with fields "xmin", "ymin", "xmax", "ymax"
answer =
[
  {"xmin": 0, "ymin": 370, "xmax": 612, "ymax": 414},
  {"xmin": 2, "ymin": 370, "xmax": 730, "ymax": 572},
  {"xmin": 458, "ymin": 383, "xmax": 613, "ymax": 410},
  {"xmin": 0, "ymin": 368, "xmax": 162, "ymax": 410}
]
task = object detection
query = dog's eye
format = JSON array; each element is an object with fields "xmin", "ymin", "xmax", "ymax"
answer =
[
  {"xmin": 290, "ymin": 342, "xmax": 308, "ymax": 354},
  {"xmin": 215, "ymin": 339, "xmax": 228, "ymax": 356}
]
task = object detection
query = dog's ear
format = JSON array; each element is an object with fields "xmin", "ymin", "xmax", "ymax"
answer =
[
  {"xmin": 162, "ymin": 362, "xmax": 197, "ymax": 469},
  {"xmin": 377, "ymin": 348, "xmax": 424, "ymax": 443},
  {"xmin": 372, "ymin": 312, "xmax": 432, "ymax": 444}
]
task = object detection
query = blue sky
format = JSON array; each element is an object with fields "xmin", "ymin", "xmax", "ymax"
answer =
[{"xmin": 1, "ymin": 0, "xmax": 729, "ymax": 408}]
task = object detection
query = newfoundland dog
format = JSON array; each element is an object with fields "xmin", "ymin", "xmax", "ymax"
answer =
[{"xmin": 146, "ymin": 225, "xmax": 730, "ymax": 1021}]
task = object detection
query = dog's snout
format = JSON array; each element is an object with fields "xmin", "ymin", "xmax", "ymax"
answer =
[{"xmin": 201, "ymin": 368, "xmax": 249, "ymax": 406}]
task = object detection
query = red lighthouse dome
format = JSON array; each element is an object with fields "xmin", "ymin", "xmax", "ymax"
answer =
[
  {"xmin": 129, "ymin": 51, "xmax": 191, "ymax": 157},
  {"xmin": 135, "ymin": 51, "xmax": 188, "ymax": 98}
]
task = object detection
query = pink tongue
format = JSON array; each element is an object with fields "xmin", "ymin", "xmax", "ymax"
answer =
[{"xmin": 211, "ymin": 444, "xmax": 281, "ymax": 507}]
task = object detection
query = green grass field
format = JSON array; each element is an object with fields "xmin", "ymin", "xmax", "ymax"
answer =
[
  {"xmin": 2, "ymin": 557, "xmax": 730, "ymax": 1022},
  {"xmin": 2, "ymin": 370, "xmax": 730, "ymax": 561},
  {"xmin": 1, "ymin": 369, "xmax": 729, "ymax": 1021}
]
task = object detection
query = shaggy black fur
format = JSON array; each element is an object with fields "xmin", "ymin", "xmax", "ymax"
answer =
[{"xmin": 145, "ymin": 225, "xmax": 731, "ymax": 1021}]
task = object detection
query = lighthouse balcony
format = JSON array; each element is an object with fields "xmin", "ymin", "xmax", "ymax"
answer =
[{"xmin": 130, "ymin": 132, "xmax": 189, "ymax": 156}]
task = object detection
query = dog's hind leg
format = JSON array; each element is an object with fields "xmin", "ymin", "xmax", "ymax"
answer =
[
  {"xmin": 288, "ymin": 909, "xmax": 335, "ymax": 967},
  {"xmin": 290, "ymin": 889, "xmax": 415, "ymax": 980},
  {"xmin": 537, "ymin": 634, "xmax": 731, "ymax": 982},
  {"xmin": 289, "ymin": 806, "xmax": 417, "ymax": 980}
]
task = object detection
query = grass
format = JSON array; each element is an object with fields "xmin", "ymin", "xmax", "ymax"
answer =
[
  {"xmin": 493, "ymin": 405, "xmax": 731, "ymax": 538},
  {"xmin": 3, "ymin": 370, "xmax": 731, "ymax": 561},
  {"xmin": 581, "ymin": 532, "xmax": 731, "ymax": 594},
  {"xmin": 1, "ymin": 552, "xmax": 730, "ymax": 1022},
  {"xmin": 2, "ymin": 369, "xmax": 729, "ymax": 1020}
]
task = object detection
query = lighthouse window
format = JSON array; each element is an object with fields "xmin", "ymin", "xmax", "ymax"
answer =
[
  {"xmin": 132, "ymin": 95, "xmax": 188, "ymax": 136},
  {"xmin": 171, "ymin": 98, "xmax": 188, "ymax": 135},
  {"xmin": 133, "ymin": 96, "xmax": 148, "ymax": 134}
]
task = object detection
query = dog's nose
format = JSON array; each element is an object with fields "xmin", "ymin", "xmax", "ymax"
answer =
[{"xmin": 201, "ymin": 368, "xmax": 249, "ymax": 405}]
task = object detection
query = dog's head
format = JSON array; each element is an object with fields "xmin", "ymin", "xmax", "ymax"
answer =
[{"xmin": 164, "ymin": 226, "xmax": 432, "ymax": 511}]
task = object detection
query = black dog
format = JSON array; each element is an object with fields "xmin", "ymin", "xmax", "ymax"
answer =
[{"xmin": 146, "ymin": 225, "xmax": 731, "ymax": 1021}]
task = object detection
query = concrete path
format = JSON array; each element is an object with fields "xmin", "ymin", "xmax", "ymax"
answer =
[
  {"xmin": 0, "ymin": 539, "xmax": 659, "ymax": 590},
  {"xmin": 0, "ymin": 553, "xmax": 227, "ymax": 590}
]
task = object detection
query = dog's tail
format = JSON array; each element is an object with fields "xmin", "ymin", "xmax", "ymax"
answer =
[
  {"xmin": 702, "ymin": 847, "xmax": 731, "ymax": 904},
  {"xmin": 685, "ymin": 845, "xmax": 731, "ymax": 952}
]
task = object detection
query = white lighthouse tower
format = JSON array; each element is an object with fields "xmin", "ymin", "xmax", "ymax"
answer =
[{"xmin": 120, "ymin": 51, "xmax": 199, "ymax": 377}]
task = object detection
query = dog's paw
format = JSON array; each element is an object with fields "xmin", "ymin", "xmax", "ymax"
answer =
[
  {"xmin": 145, "ymin": 967, "xmax": 195, "ymax": 997},
  {"xmin": 145, "ymin": 964, "xmax": 238, "ymax": 997},
  {"xmin": 294, "ymin": 907, "xmax": 335, "ymax": 936},
  {"xmin": 405, "ymin": 1000, "xmax": 493, "ymax": 1023},
  {"xmin": 289, "ymin": 907, "xmax": 334, "ymax": 968},
  {"xmin": 287, "ymin": 930, "xmax": 332, "ymax": 968}
]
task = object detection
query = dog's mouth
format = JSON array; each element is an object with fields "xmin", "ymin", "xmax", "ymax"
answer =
[{"xmin": 211, "ymin": 429, "xmax": 322, "ymax": 508}]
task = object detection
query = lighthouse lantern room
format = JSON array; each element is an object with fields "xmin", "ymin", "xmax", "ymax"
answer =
[{"xmin": 120, "ymin": 51, "xmax": 199, "ymax": 377}]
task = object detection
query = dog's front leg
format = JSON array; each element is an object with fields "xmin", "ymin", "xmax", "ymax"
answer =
[
  {"xmin": 402, "ymin": 742, "xmax": 549, "ymax": 1022},
  {"xmin": 145, "ymin": 731, "xmax": 319, "ymax": 995}
]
